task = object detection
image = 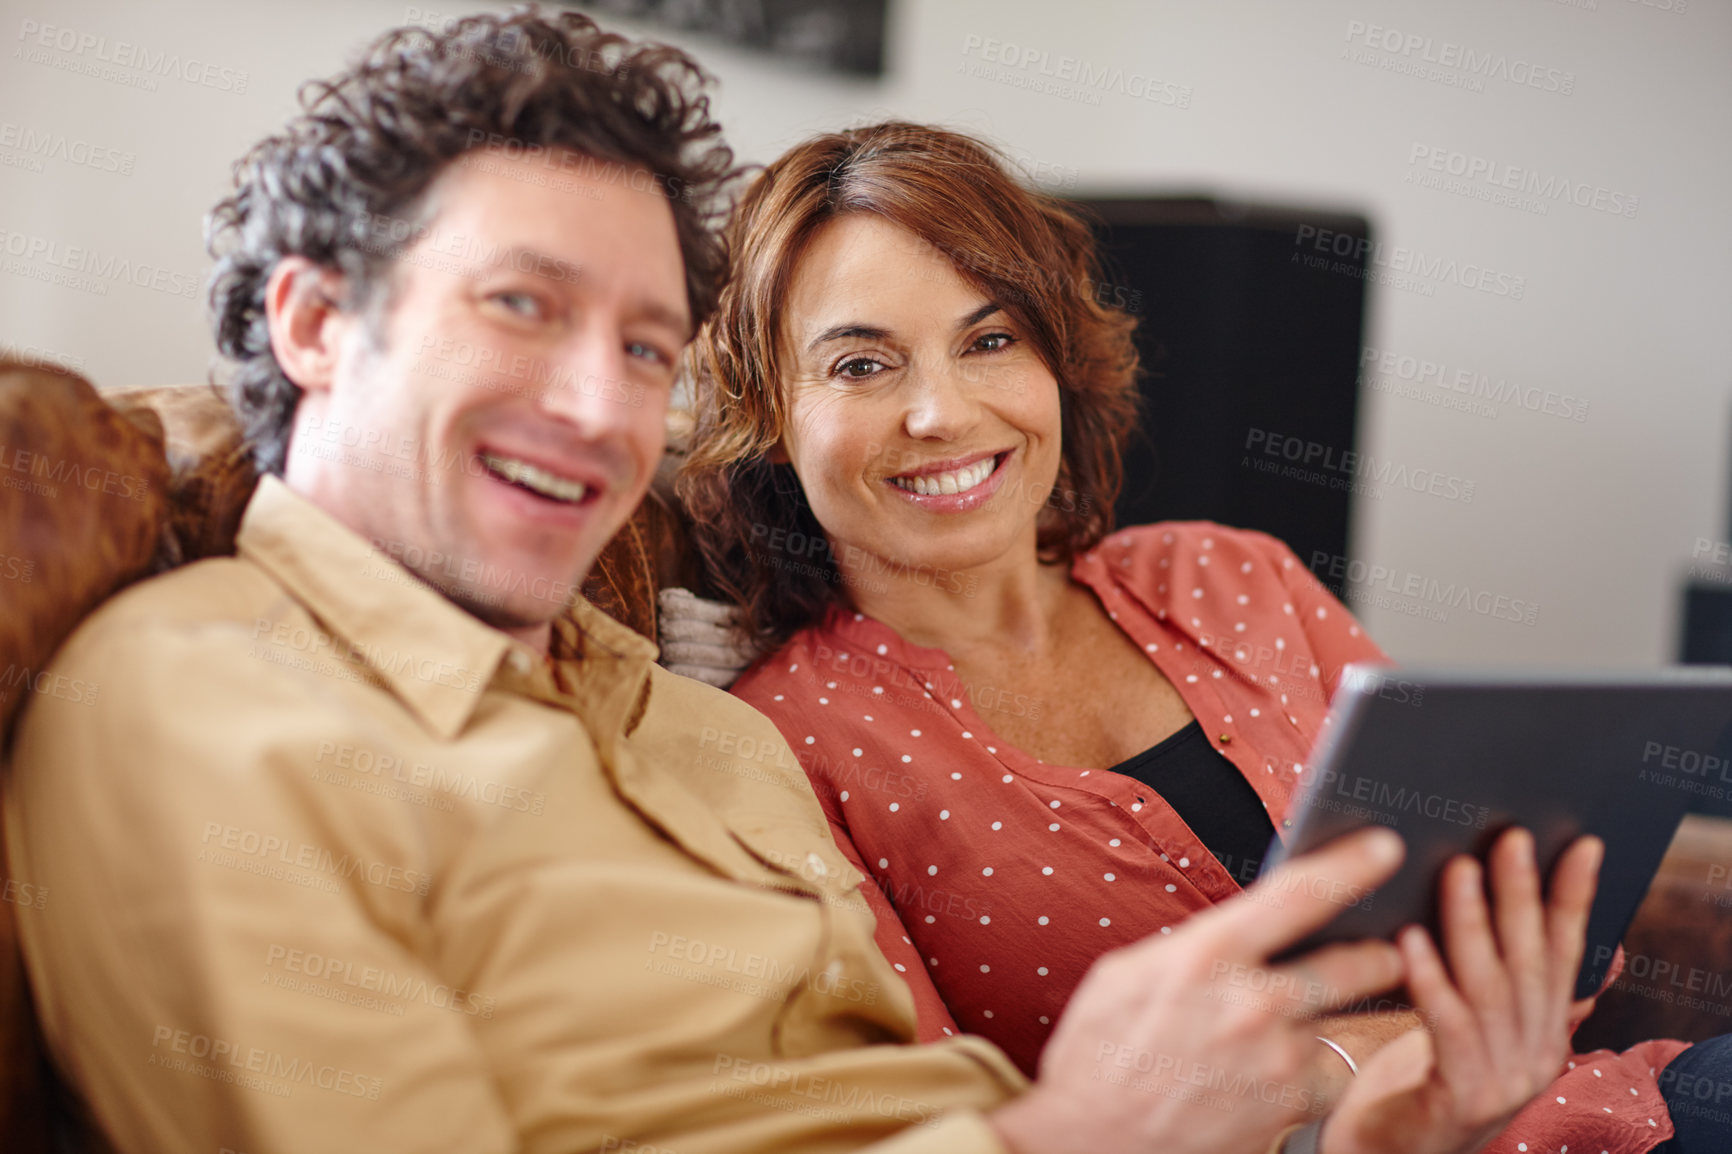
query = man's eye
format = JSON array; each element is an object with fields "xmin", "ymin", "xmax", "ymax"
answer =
[{"xmin": 489, "ymin": 291, "xmax": 540, "ymax": 318}]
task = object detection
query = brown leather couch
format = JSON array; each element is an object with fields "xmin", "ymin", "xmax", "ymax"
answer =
[{"xmin": 2, "ymin": 356, "xmax": 1729, "ymax": 1149}]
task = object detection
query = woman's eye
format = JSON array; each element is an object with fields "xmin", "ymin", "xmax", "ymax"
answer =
[
  {"xmin": 627, "ymin": 340, "xmax": 669, "ymax": 366},
  {"xmin": 974, "ymin": 331, "xmax": 1015, "ymax": 353},
  {"xmin": 834, "ymin": 356, "xmax": 885, "ymax": 380}
]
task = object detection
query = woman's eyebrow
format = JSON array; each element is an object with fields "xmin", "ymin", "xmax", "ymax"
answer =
[
  {"xmin": 807, "ymin": 322, "xmax": 890, "ymax": 353},
  {"xmin": 805, "ymin": 302, "xmax": 1001, "ymax": 354},
  {"xmin": 956, "ymin": 302, "xmax": 1002, "ymax": 329}
]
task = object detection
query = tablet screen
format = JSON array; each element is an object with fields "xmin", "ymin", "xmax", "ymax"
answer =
[{"xmin": 1262, "ymin": 665, "xmax": 1732, "ymax": 1000}]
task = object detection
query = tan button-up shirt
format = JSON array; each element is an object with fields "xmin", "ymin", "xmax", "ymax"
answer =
[{"xmin": 5, "ymin": 475, "xmax": 1026, "ymax": 1154}]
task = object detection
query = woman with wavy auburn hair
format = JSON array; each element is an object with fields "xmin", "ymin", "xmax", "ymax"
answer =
[{"xmin": 676, "ymin": 121, "xmax": 1686, "ymax": 1151}]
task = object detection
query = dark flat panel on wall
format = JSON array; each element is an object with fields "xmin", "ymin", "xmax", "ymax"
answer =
[
  {"xmin": 575, "ymin": 0, "xmax": 887, "ymax": 76},
  {"xmin": 1076, "ymin": 198, "xmax": 1371, "ymax": 597}
]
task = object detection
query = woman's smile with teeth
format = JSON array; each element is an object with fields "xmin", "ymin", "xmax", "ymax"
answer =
[{"xmin": 890, "ymin": 455, "xmax": 997, "ymax": 497}]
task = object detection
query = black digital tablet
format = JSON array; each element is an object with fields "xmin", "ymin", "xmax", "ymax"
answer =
[{"xmin": 1259, "ymin": 665, "xmax": 1732, "ymax": 999}]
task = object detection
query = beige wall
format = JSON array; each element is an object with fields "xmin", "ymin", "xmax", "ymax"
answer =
[{"xmin": 1, "ymin": 0, "xmax": 1727, "ymax": 666}]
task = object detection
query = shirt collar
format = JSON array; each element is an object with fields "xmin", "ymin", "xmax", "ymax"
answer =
[
  {"xmin": 549, "ymin": 596, "xmax": 659, "ymax": 745},
  {"xmin": 236, "ymin": 474, "xmax": 525, "ymax": 740}
]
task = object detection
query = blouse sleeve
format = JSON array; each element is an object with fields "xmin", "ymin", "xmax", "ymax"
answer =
[
  {"xmin": 1254, "ymin": 534, "xmax": 1391, "ymax": 699},
  {"xmin": 818, "ymin": 796, "xmax": 963, "ymax": 1042}
]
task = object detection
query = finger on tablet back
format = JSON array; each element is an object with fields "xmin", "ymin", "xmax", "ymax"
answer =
[
  {"xmin": 1210, "ymin": 827, "xmax": 1406, "ymax": 959},
  {"xmin": 1545, "ymin": 836, "xmax": 1603, "ymax": 990}
]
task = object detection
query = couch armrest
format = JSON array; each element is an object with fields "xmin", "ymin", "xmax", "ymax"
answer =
[{"xmin": 1573, "ymin": 814, "xmax": 1732, "ymax": 1051}]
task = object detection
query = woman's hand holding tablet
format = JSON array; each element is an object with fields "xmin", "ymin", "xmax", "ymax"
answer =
[
  {"xmin": 1319, "ymin": 829, "xmax": 1603, "ymax": 1154},
  {"xmin": 988, "ymin": 825, "xmax": 1603, "ymax": 1154}
]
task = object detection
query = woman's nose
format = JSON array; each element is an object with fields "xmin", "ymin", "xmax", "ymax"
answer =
[{"xmin": 900, "ymin": 361, "xmax": 982, "ymax": 441}]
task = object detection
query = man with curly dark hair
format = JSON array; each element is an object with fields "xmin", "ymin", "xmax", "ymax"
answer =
[
  {"xmin": 3, "ymin": 9, "xmax": 1606, "ymax": 1154},
  {"xmin": 207, "ymin": 10, "xmax": 732, "ymax": 483}
]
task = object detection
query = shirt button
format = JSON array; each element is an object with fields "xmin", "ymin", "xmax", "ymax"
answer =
[
  {"xmin": 1282, "ymin": 819, "xmax": 1293, "ymax": 829},
  {"xmin": 507, "ymin": 650, "xmax": 532, "ymax": 675},
  {"xmin": 1218, "ymin": 733, "xmax": 1232, "ymax": 744},
  {"xmin": 806, "ymin": 852, "xmax": 829, "ymax": 879}
]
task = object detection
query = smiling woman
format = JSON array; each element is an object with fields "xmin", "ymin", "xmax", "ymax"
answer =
[
  {"xmin": 676, "ymin": 120, "xmax": 1695, "ymax": 1154},
  {"xmin": 677, "ymin": 121, "xmax": 1389, "ymax": 1071},
  {"xmin": 679, "ymin": 123, "xmax": 1137, "ymax": 655}
]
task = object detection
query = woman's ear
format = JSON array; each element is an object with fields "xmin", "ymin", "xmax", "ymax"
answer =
[{"xmin": 264, "ymin": 256, "xmax": 353, "ymax": 396}]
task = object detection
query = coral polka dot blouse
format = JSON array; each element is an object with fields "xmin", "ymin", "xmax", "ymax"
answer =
[
  {"xmin": 732, "ymin": 522, "xmax": 1689, "ymax": 1154},
  {"xmin": 732, "ymin": 522, "xmax": 1384, "ymax": 1071}
]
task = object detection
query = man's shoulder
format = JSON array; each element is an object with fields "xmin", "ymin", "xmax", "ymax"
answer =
[
  {"xmin": 60, "ymin": 555, "xmax": 283, "ymax": 658},
  {"xmin": 643, "ymin": 660, "xmax": 793, "ymax": 746},
  {"xmin": 18, "ymin": 554, "xmax": 327, "ymax": 753},
  {"xmin": 7, "ymin": 552, "xmax": 437, "ymax": 851},
  {"xmin": 637, "ymin": 662, "xmax": 829, "ymax": 816}
]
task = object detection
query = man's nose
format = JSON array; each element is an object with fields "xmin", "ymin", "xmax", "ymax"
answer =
[{"xmin": 534, "ymin": 336, "xmax": 636, "ymax": 431}]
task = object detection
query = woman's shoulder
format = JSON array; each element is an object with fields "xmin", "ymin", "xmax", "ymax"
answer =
[
  {"xmin": 1075, "ymin": 521, "xmax": 1331, "ymax": 643},
  {"xmin": 730, "ymin": 625, "xmax": 829, "ymax": 712},
  {"xmin": 1082, "ymin": 521, "xmax": 1304, "ymax": 581},
  {"xmin": 1082, "ymin": 522, "xmax": 1386, "ymax": 685},
  {"xmin": 730, "ymin": 608, "xmax": 957, "ymax": 742},
  {"xmin": 729, "ymin": 609, "xmax": 878, "ymax": 713}
]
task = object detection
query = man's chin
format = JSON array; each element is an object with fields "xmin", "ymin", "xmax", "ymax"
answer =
[
  {"xmin": 451, "ymin": 590, "xmax": 567, "ymax": 636},
  {"xmin": 407, "ymin": 563, "xmax": 588, "ymax": 637}
]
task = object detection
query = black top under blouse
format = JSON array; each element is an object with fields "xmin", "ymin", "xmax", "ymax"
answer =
[{"xmin": 1106, "ymin": 720, "xmax": 1276, "ymax": 885}]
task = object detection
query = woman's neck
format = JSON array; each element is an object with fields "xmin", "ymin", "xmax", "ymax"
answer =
[{"xmin": 839, "ymin": 535, "xmax": 1072, "ymax": 659}]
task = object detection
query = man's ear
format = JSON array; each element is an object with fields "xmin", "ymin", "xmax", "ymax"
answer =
[{"xmin": 264, "ymin": 257, "xmax": 352, "ymax": 395}]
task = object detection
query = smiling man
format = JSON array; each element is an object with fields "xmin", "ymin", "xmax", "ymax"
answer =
[
  {"xmin": 2, "ymin": 10, "xmax": 1607, "ymax": 1154},
  {"xmin": 273, "ymin": 149, "xmax": 682, "ymax": 652}
]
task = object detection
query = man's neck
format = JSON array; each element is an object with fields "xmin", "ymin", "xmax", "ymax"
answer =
[
  {"xmin": 501, "ymin": 620, "xmax": 554, "ymax": 654},
  {"xmin": 281, "ymin": 456, "xmax": 563, "ymax": 658}
]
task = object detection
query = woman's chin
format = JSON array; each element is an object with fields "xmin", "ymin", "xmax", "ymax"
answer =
[{"xmin": 857, "ymin": 525, "xmax": 1021, "ymax": 582}]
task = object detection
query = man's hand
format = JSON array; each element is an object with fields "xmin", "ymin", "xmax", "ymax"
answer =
[
  {"xmin": 989, "ymin": 826, "xmax": 1408, "ymax": 1154},
  {"xmin": 1319, "ymin": 828, "xmax": 1603, "ymax": 1154}
]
